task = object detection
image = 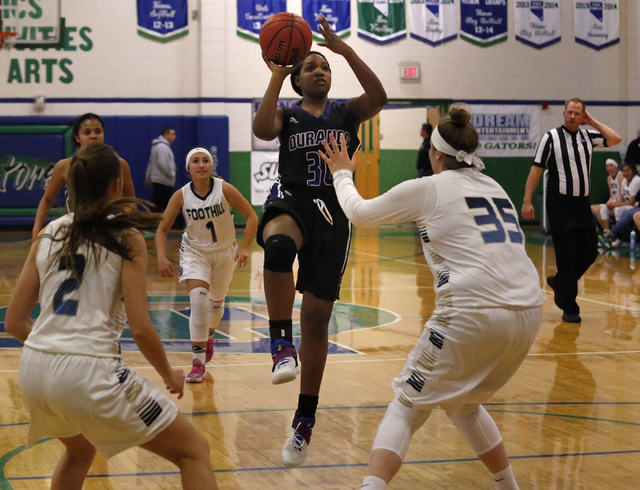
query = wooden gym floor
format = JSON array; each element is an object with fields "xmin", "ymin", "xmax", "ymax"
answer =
[{"xmin": 0, "ymin": 225, "xmax": 639, "ymax": 489}]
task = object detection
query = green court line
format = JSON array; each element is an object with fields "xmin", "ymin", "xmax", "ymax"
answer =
[{"xmin": 0, "ymin": 438, "xmax": 53, "ymax": 490}]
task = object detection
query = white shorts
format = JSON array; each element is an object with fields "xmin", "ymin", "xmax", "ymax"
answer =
[
  {"xmin": 179, "ymin": 240, "xmax": 237, "ymax": 301},
  {"xmin": 599, "ymin": 204, "xmax": 615, "ymax": 221},
  {"xmin": 392, "ymin": 306, "xmax": 542, "ymax": 417},
  {"xmin": 19, "ymin": 347, "xmax": 178, "ymax": 459}
]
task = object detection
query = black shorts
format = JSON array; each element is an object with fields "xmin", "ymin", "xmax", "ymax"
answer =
[{"xmin": 257, "ymin": 185, "xmax": 352, "ymax": 301}]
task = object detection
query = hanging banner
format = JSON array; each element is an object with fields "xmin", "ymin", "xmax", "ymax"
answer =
[
  {"xmin": 251, "ymin": 152, "xmax": 280, "ymax": 205},
  {"xmin": 408, "ymin": 0, "xmax": 458, "ymax": 46},
  {"xmin": 515, "ymin": 1, "xmax": 561, "ymax": 49},
  {"xmin": 303, "ymin": 0, "xmax": 351, "ymax": 42},
  {"xmin": 357, "ymin": 0, "xmax": 406, "ymax": 45},
  {"xmin": 468, "ymin": 105, "xmax": 541, "ymax": 157},
  {"xmin": 574, "ymin": 0, "xmax": 619, "ymax": 51},
  {"xmin": 137, "ymin": 0, "xmax": 189, "ymax": 43},
  {"xmin": 460, "ymin": 0, "xmax": 507, "ymax": 47},
  {"xmin": 237, "ymin": 0, "xmax": 287, "ymax": 42}
]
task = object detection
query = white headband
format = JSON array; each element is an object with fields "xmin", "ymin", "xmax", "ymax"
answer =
[
  {"xmin": 431, "ymin": 126, "xmax": 485, "ymax": 171},
  {"xmin": 605, "ymin": 158, "xmax": 618, "ymax": 168},
  {"xmin": 185, "ymin": 147, "xmax": 213, "ymax": 170}
]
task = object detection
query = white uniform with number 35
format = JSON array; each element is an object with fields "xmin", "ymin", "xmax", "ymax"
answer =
[{"xmin": 179, "ymin": 177, "xmax": 237, "ymax": 300}]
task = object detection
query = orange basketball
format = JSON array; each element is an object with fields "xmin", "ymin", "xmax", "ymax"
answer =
[{"xmin": 259, "ymin": 12, "xmax": 313, "ymax": 66}]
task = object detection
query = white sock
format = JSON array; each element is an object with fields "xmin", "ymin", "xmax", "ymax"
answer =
[
  {"xmin": 361, "ymin": 475, "xmax": 387, "ymax": 490},
  {"xmin": 192, "ymin": 346, "xmax": 206, "ymax": 364},
  {"xmin": 492, "ymin": 465, "xmax": 519, "ymax": 490}
]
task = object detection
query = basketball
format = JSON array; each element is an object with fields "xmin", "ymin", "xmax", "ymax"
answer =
[{"xmin": 259, "ymin": 12, "xmax": 312, "ymax": 66}]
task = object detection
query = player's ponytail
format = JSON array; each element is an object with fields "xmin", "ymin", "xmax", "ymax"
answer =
[{"xmin": 44, "ymin": 143, "xmax": 162, "ymax": 278}]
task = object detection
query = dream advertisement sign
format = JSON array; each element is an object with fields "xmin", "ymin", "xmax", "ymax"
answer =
[
  {"xmin": 574, "ymin": 0, "xmax": 619, "ymax": 51},
  {"xmin": 302, "ymin": 0, "xmax": 351, "ymax": 42},
  {"xmin": 137, "ymin": 0, "xmax": 189, "ymax": 43},
  {"xmin": 408, "ymin": 0, "xmax": 458, "ymax": 47},
  {"xmin": 237, "ymin": 0, "xmax": 287, "ymax": 42},
  {"xmin": 515, "ymin": 1, "xmax": 561, "ymax": 49},
  {"xmin": 460, "ymin": 0, "xmax": 507, "ymax": 47},
  {"xmin": 469, "ymin": 105, "xmax": 541, "ymax": 157}
]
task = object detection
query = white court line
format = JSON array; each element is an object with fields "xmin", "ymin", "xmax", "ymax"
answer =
[
  {"xmin": 542, "ymin": 289, "xmax": 640, "ymax": 312},
  {"xmin": 354, "ymin": 250, "xmax": 430, "ymax": 268}
]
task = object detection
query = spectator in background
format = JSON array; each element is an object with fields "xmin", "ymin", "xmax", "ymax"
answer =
[
  {"xmin": 591, "ymin": 158, "xmax": 622, "ymax": 235},
  {"xmin": 146, "ymin": 127, "xmax": 177, "ymax": 212},
  {"xmin": 625, "ymin": 129, "xmax": 640, "ymax": 170},
  {"xmin": 416, "ymin": 123, "xmax": 433, "ymax": 177}
]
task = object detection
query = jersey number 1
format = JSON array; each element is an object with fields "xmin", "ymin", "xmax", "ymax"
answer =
[
  {"xmin": 465, "ymin": 197, "xmax": 523, "ymax": 244},
  {"xmin": 206, "ymin": 221, "xmax": 218, "ymax": 242},
  {"xmin": 53, "ymin": 254, "xmax": 86, "ymax": 316}
]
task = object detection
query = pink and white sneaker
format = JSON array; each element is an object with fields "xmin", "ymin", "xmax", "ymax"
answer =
[
  {"xmin": 205, "ymin": 338, "xmax": 215, "ymax": 363},
  {"xmin": 186, "ymin": 359, "xmax": 205, "ymax": 383}
]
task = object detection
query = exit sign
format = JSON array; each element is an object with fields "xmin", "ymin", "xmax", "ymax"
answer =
[{"xmin": 399, "ymin": 63, "xmax": 420, "ymax": 81}]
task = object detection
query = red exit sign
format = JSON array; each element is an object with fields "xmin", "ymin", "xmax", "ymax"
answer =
[{"xmin": 399, "ymin": 63, "xmax": 420, "ymax": 81}]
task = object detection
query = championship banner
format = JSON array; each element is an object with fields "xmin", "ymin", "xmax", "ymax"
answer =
[
  {"xmin": 408, "ymin": 0, "xmax": 458, "ymax": 46},
  {"xmin": 303, "ymin": 0, "xmax": 351, "ymax": 42},
  {"xmin": 460, "ymin": 0, "xmax": 507, "ymax": 47},
  {"xmin": 251, "ymin": 152, "xmax": 279, "ymax": 205},
  {"xmin": 515, "ymin": 1, "xmax": 561, "ymax": 49},
  {"xmin": 468, "ymin": 105, "xmax": 541, "ymax": 157},
  {"xmin": 237, "ymin": 0, "xmax": 287, "ymax": 42},
  {"xmin": 137, "ymin": 0, "xmax": 189, "ymax": 43},
  {"xmin": 357, "ymin": 0, "xmax": 406, "ymax": 45},
  {"xmin": 574, "ymin": 0, "xmax": 619, "ymax": 51}
]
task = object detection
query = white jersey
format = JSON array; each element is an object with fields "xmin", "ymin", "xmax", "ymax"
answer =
[
  {"xmin": 25, "ymin": 214, "xmax": 125, "ymax": 358},
  {"xmin": 181, "ymin": 177, "xmax": 236, "ymax": 251},
  {"xmin": 622, "ymin": 174, "xmax": 640, "ymax": 202},
  {"xmin": 333, "ymin": 168, "xmax": 545, "ymax": 309},
  {"xmin": 610, "ymin": 171, "xmax": 622, "ymax": 201}
]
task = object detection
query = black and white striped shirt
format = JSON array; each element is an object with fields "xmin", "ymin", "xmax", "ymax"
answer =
[{"xmin": 533, "ymin": 126, "xmax": 607, "ymax": 197}]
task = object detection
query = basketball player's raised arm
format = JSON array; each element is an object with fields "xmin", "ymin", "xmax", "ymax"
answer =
[
  {"xmin": 32, "ymin": 159, "xmax": 67, "ymax": 239},
  {"xmin": 5, "ymin": 236, "xmax": 41, "ymax": 343},
  {"xmin": 317, "ymin": 16, "xmax": 387, "ymax": 122},
  {"xmin": 122, "ymin": 231, "xmax": 185, "ymax": 398},
  {"xmin": 155, "ymin": 190, "xmax": 184, "ymax": 278},
  {"xmin": 253, "ymin": 59, "xmax": 298, "ymax": 141},
  {"xmin": 222, "ymin": 182, "xmax": 258, "ymax": 268}
]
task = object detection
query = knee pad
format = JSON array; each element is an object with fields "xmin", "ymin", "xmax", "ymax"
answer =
[
  {"xmin": 209, "ymin": 298, "xmax": 224, "ymax": 329},
  {"xmin": 188, "ymin": 287, "xmax": 210, "ymax": 342},
  {"xmin": 600, "ymin": 205, "xmax": 610, "ymax": 221},
  {"xmin": 372, "ymin": 398, "xmax": 431, "ymax": 460},
  {"xmin": 451, "ymin": 405, "xmax": 502, "ymax": 456},
  {"xmin": 263, "ymin": 234, "xmax": 297, "ymax": 273}
]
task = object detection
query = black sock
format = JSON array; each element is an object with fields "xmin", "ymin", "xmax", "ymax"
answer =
[
  {"xmin": 269, "ymin": 319, "xmax": 293, "ymax": 344},
  {"xmin": 298, "ymin": 394, "xmax": 319, "ymax": 420}
]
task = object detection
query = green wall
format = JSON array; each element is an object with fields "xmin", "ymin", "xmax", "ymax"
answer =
[{"xmin": 230, "ymin": 149, "xmax": 620, "ymax": 225}]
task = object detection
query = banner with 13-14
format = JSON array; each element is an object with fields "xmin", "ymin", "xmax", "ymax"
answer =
[
  {"xmin": 460, "ymin": 0, "xmax": 507, "ymax": 47},
  {"xmin": 515, "ymin": 1, "xmax": 561, "ymax": 49},
  {"xmin": 303, "ymin": 0, "xmax": 351, "ymax": 42},
  {"xmin": 237, "ymin": 0, "xmax": 286, "ymax": 42},
  {"xmin": 357, "ymin": 0, "xmax": 406, "ymax": 45},
  {"xmin": 574, "ymin": 0, "xmax": 619, "ymax": 51},
  {"xmin": 408, "ymin": 0, "xmax": 458, "ymax": 47}
]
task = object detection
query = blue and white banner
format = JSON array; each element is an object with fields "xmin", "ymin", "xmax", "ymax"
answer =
[
  {"xmin": 469, "ymin": 105, "xmax": 541, "ymax": 157},
  {"xmin": 460, "ymin": 0, "xmax": 507, "ymax": 47},
  {"xmin": 515, "ymin": 1, "xmax": 561, "ymax": 49},
  {"xmin": 303, "ymin": 0, "xmax": 351, "ymax": 41},
  {"xmin": 574, "ymin": 0, "xmax": 619, "ymax": 51},
  {"xmin": 408, "ymin": 0, "xmax": 458, "ymax": 47},
  {"xmin": 237, "ymin": 0, "xmax": 287, "ymax": 42},
  {"xmin": 137, "ymin": 0, "xmax": 189, "ymax": 43}
]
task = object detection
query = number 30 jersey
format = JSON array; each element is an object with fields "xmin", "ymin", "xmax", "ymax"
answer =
[
  {"xmin": 181, "ymin": 177, "xmax": 236, "ymax": 252},
  {"xmin": 25, "ymin": 214, "xmax": 126, "ymax": 358},
  {"xmin": 333, "ymin": 167, "xmax": 545, "ymax": 309}
]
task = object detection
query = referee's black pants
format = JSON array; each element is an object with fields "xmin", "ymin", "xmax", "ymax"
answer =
[{"xmin": 546, "ymin": 193, "xmax": 599, "ymax": 315}]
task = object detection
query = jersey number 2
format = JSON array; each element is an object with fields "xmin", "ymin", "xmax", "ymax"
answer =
[
  {"xmin": 465, "ymin": 197, "xmax": 523, "ymax": 244},
  {"xmin": 53, "ymin": 254, "xmax": 86, "ymax": 316}
]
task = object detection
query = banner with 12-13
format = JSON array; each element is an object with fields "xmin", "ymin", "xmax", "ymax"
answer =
[
  {"xmin": 357, "ymin": 0, "xmax": 406, "ymax": 45},
  {"xmin": 237, "ymin": 0, "xmax": 287, "ymax": 42},
  {"xmin": 408, "ymin": 0, "xmax": 458, "ymax": 47},
  {"xmin": 137, "ymin": 0, "xmax": 189, "ymax": 43},
  {"xmin": 515, "ymin": 1, "xmax": 561, "ymax": 49},
  {"xmin": 460, "ymin": 0, "xmax": 507, "ymax": 47},
  {"xmin": 303, "ymin": 0, "xmax": 351, "ymax": 42}
]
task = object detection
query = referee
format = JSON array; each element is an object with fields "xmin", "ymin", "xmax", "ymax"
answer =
[{"xmin": 521, "ymin": 98, "xmax": 621, "ymax": 323}]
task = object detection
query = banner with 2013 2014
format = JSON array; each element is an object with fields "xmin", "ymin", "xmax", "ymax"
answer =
[
  {"xmin": 574, "ymin": 0, "xmax": 619, "ymax": 51},
  {"xmin": 515, "ymin": 1, "xmax": 561, "ymax": 49},
  {"xmin": 408, "ymin": 0, "xmax": 458, "ymax": 47}
]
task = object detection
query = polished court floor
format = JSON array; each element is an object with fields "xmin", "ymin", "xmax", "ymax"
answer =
[{"xmin": 0, "ymin": 225, "xmax": 639, "ymax": 489}]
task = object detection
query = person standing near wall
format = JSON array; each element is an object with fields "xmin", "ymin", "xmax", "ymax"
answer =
[
  {"xmin": 625, "ymin": 129, "xmax": 640, "ymax": 170},
  {"xmin": 416, "ymin": 123, "xmax": 433, "ymax": 177},
  {"xmin": 521, "ymin": 98, "xmax": 621, "ymax": 323},
  {"xmin": 146, "ymin": 127, "xmax": 177, "ymax": 212}
]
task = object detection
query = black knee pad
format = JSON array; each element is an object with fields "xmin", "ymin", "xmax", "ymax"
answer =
[{"xmin": 264, "ymin": 234, "xmax": 297, "ymax": 273}]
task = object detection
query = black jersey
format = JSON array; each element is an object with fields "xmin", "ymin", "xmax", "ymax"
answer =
[{"xmin": 278, "ymin": 100, "xmax": 360, "ymax": 195}]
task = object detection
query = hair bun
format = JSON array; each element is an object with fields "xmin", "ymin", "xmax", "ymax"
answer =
[{"xmin": 449, "ymin": 105, "xmax": 471, "ymax": 127}]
